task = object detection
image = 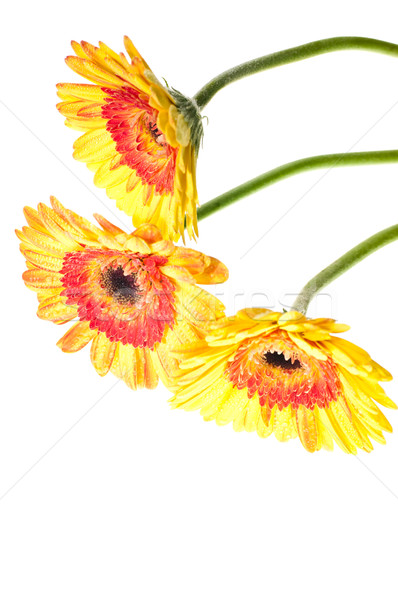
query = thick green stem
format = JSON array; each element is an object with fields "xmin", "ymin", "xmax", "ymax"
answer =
[
  {"xmin": 193, "ymin": 36, "xmax": 398, "ymax": 109},
  {"xmin": 292, "ymin": 224, "xmax": 398, "ymax": 315},
  {"xmin": 197, "ymin": 150, "xmax": 398, "ymax": 222}
]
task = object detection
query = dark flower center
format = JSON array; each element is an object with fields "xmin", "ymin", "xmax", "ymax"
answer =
[
  {"xmin": 262, "ymin": 351, "xmax": 301, "ymax": 371},
  {"xmin": 101, "ymin": 266, "xmax": 142, "ymax": 305},
  {"xmin": 148, "ymin": 121, "xmax": 165, "ymax": 146}
]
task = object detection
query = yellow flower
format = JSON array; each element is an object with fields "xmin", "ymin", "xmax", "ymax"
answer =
[
  {"xmin": 57, "ymin": 37, "xmax": 203, "ymax": 242},
  {"xmin": 16, "ymin": 198, "xmax": 227, "ymax": 390},
  {"xmin": 171, "ymin": 309, "xmax": 396, "ymax": 453}
]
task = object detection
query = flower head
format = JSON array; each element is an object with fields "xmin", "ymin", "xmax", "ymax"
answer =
[
  {"xmin": 16, "ymin": 198, "xmax": 227, "ymax": 389},
  {"xmin": 171, "ymin": 309, "xmax": 396, "ymax": 453},
  {"xmin": 57, "ymin": 37, "xmax": 203, "ymax": 241}
]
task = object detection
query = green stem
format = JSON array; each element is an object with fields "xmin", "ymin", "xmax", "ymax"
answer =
[
  {"xmin": 197, "ymin": 150, "xmax": 398, "ymax": 222},
  {"xmin": 292, "ymin": 224, "xmax": 398, "ymax": 315},
  {"xmin": 193, "ymin": 36, "xmax": 398, "ymax": 109}
]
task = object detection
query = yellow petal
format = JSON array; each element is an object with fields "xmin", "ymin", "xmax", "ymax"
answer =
[
  {"xmin": 56, "ymin": 82, "xmax": 106, "ymax": 102},
  {"xmin": 73, "ymin": 129, "xmax": 115, "ymax": 162},
  {"xmin": 273, "ymin": 406, "xmax": 297, "ymax": 442},
  {"xmin": 111, "ymin": 343, "xmax": 158, "ymax": 389},
  {"xmin": 288, "ymin": 333, "xmax": 328, "ymax": 360},
  {"xmin": 90, "ymin": 332, "xmax": 117, "ymax": 376}
]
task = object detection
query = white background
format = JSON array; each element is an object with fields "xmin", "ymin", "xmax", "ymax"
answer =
[{"xmin": 2, "ymin": 1, "xmax": 398, "ymax": 598}]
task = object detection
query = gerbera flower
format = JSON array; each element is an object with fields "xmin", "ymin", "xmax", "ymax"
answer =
[
  {"xmin": 171, "ymin": 309, "xmax": 396, "ymax": 453},
  {"xmin": 16, "ymin": 197, "xmax": 227, "ymax": 390},
  {"xmin": 56, "ymin": 37, "xmax": 203, "ymax": 242}
]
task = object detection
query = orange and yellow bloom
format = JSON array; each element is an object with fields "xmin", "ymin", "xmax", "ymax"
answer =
[
  {"xmin": 171, "ymin": 309, "xmax": 396, "ymax": 453},
  {"xmin": 16, "ymin": 197, "xmax": 227, "ymax": 389},
  {"xmin": 57, "ymin": 37, "xmax": 203, "ymax": 242}
]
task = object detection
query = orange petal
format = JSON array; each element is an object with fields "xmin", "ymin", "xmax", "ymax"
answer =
[
  {"xmin": 23, "ymin": 269, "xmax": 62, "ymax": 289},
  {"xmin": 123, "ymin": 36, "xmax": 149, "ymax": 68},
  {"xmin": 194, "ymin": 256, "xmax": 229, "ymax": 284},
  {"xmin": 19, "ymin": 246, "xmax": 64, "ymax": 272},
  {"xmin": 65, "ymin": 56, "xmax": 123, "ymax": 87},
  {"xmin": 57, "ymin": 321, "xmax": 96, "ymax": 352},
  {"xmin": 123, "ymin": 235, "xmax": 151, "ymax": 254},
  {"xmin": 22, "ymin": 206, "xmax": 47, "ymax": 234},
  {"xmin": 295, "ymin": 405, "xmax": 319, "ymax": 453},
  {"xmin": 20, "ymin": 227, "xmax": 66, "ymax": 257},
  {"xmin": 133, "ymin": 223, "xmax": 163, "ymax": 244},
  {"xmin": 37, "ymin": 297, "xmax": 78, "ymax": 322},
  {"xmin": 93, "ymin": 213, "xmax": 125, "ymax": 236},
  {"xmin": 170, "ymin": 247, "xmax": 206, "ymax": 274}
]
